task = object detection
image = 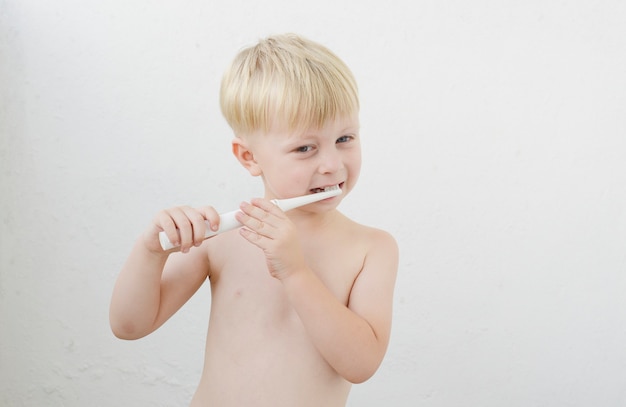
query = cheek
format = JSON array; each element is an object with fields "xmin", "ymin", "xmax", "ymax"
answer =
[
  {"xmin": 348, "ymin": 150, "xmax": 362, "ymax": 172},
  {"xmin": 263, "ymin": 160, "xmax": 311, "ymax": 190},
  {"xmin": 285, "ymin": 166, "xmax": 312, "ymax": 185},
  {"xmin": 346, "ymin": 151, "xmax": 362, "ymax": 187}
]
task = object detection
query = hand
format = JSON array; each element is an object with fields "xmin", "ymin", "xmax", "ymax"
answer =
[
  {"xmin": 236, "ymin": 198, "xmax": 306, "ymax": 280},
  {"xmin": 144, "ymin": 206, "xmax": 221, "ymax": 254}
]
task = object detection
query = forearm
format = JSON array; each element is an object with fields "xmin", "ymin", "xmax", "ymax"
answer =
[
  {"xmin": 281, "ymin": 268, "xmax": 386, "ymax": 383},
  {"xmin": 109, "ymin": 238, "xmax": 168, "ymax": 339}
]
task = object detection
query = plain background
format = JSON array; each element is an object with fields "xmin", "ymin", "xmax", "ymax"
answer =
[{"xmin": 1, "ymin": 1, "xmax": 625, "ymax": 406}]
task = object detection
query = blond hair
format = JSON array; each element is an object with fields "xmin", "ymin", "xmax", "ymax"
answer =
[{"xmin": 220, "ymin": 33, "xmax": 359, "ymax": 136}]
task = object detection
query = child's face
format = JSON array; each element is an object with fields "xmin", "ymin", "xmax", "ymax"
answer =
[{"xmin": 247, "ymin": 114, "xmax": 361, "ymax": 205}]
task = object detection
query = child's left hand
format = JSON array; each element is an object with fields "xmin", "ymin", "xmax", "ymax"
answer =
[{"xmin": 235, "ymin": 198, "xmax": 305, "ymax": 280}]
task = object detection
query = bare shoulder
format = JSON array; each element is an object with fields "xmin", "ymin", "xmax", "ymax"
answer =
[
  {"xmin": 335, "ymin": 213, "xmax": 399, "ymax": 290},
  {"xmin": 341, "ymin": 215, "xmax": 398, "ymax": 259},
  {"xmin": 366, "ymin": 225, "xmax": 397, "ymax": 251}
]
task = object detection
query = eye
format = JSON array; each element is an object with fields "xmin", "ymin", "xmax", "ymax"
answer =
[
  {"xmin": 295, "ymin": 145, "xmax": 314, "ymax": 153},
  {"xmin": 336, "ymin": 134, "xmax": 354, "ymax": 144}
]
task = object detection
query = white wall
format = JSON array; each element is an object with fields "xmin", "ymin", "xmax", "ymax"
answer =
[{"xmin": 1, "ymin": 1, "xmax": 625, "ymax": 406}]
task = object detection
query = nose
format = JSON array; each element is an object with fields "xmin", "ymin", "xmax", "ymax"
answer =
[{"xmin": 318, "ymin": 147, "xmax": 343, "ymax": 174}]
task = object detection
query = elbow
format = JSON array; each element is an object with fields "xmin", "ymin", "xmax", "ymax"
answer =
[
  {"xmin": 109, "ymin": 317, "xmax": 146, "ymax": 340},
  {"xmin": 345, "ymin": 370, "xmax": 375, "ymax": 384},
  {"xmin": 346, "ymin": 374, "xmax": 371, "ymax": 385},
  {"xmin": 110, "ymin": 324, "xmax": 138, "ymax": 340},
  {"xmin": 111, "ymin": 327, "xmax": 139, "ymax": 340},
  {"xmin": 109, "ymin": 303, "xmax": 153, "ymax": 340},
  {"xmin": 342, "ymin": 359, "xmax": 382, "ymax": 384}
]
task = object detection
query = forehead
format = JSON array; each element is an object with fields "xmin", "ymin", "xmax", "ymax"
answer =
[{"xmin": 272, "ymin": 113, "xmax": 360, "ymax": 139}]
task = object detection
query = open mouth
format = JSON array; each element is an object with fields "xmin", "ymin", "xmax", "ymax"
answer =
[{"xmin": 310, "ymin": 183, "xmax": 343, "ymax": 194}]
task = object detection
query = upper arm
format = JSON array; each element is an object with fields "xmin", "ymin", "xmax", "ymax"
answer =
[{"xmin": 348, "ymin": 229, "xmax": 399, "ymax": 351}]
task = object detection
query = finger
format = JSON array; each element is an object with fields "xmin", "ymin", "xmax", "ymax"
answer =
[
  {"xmin": 154, "ymin": 210, "xmax": 181, "ymax": 249},
  {"xmin": 250, "ymin": 197, "xmax": 286, "ymax": 217},
  {"xmin": 236, "ymin": 202, "xmax": 275, "ymax": 237},
  {"xmin": 169, "ymin": 206, "xmax": 196, "ymax": 252},
  {"xmin": 197, "ymin": 206, "xmax": 220, "ymax": 233},
  {"xmin": 241, "ymin": 199, "xmax": 284, "ymax": 224},
  {"xmin": 239, "ymin": 226, "xmax": 263, "ymax": 243},
  {"xmin": 183, "ymin": 207, "xmax": 209, "ymax": 247}
]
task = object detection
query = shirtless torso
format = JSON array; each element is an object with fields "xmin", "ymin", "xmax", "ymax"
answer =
[
  {"xmin": 187, "ymin": 212, "xmax": 385, "ymax": 406},
  {"xmin": 111, "ymin": 204, "xmax": 397, "ymax": 407}
]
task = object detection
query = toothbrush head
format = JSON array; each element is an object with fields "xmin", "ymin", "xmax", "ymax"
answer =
[{"xmin": 271, "ymin": 184, "xmax": 341, "ymax": 212}]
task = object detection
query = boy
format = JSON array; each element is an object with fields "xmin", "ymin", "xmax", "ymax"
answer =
[{"xmin": 109, "ymin": 33, "xmax": 398, "ymax": 407}]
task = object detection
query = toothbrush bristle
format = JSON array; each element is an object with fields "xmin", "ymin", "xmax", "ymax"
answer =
[{"xmin": 311, "ymin": 185, "xmax": 340, "ymax": 194}]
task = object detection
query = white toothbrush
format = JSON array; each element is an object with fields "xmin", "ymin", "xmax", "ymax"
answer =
[{"xmin": 159, "ymin": 185, "xmax": 341, "ymax": 250}]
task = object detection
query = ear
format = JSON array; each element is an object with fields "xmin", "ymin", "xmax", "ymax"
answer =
[{"xmin": 232, "ymin": 137, "xmax": 262, "ymax": 176}]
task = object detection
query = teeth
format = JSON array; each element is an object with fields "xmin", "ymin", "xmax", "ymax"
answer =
[{"xmin": 311, "ymin": 185, "xmax": 339, "ymax": 193}]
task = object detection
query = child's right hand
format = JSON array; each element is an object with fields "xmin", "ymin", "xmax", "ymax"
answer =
[{"xmin": 143, "ymin": 206, "xmax": 221, "ymax": 254}]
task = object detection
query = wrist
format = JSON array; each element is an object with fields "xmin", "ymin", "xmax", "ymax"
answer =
[
  {"xmin": 140, "ymin": 226, "xmax": 172, "ymax": 255},
  {"xmin": 279, "ymin": 265, "xmax": 314, "ymax": 287},
  {"xmin": 137, "ymin": 235, "xmax": 171, "ymax": 261}
]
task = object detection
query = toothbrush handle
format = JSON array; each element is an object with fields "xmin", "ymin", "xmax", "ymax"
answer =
[
  {"xmin": 158, "ymin": 188, "xmax": 340, "ymax": 250},
  {"xmin": 158, "ymin": 209, "xmax": 242, "ymax": 251}
]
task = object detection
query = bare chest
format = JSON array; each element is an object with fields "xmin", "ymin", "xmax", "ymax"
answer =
[
  {"xmin": 207, "ymin": 231, "xmax": 363, "ymax": 308},
  {"xmin": 195, "ymin": 232, "xmax": 360, "ymax": 405}
]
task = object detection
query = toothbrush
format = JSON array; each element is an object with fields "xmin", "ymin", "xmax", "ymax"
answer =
[{"xmin": 159, "ymin": 185, "xmax": 341, "ymax": 250}]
